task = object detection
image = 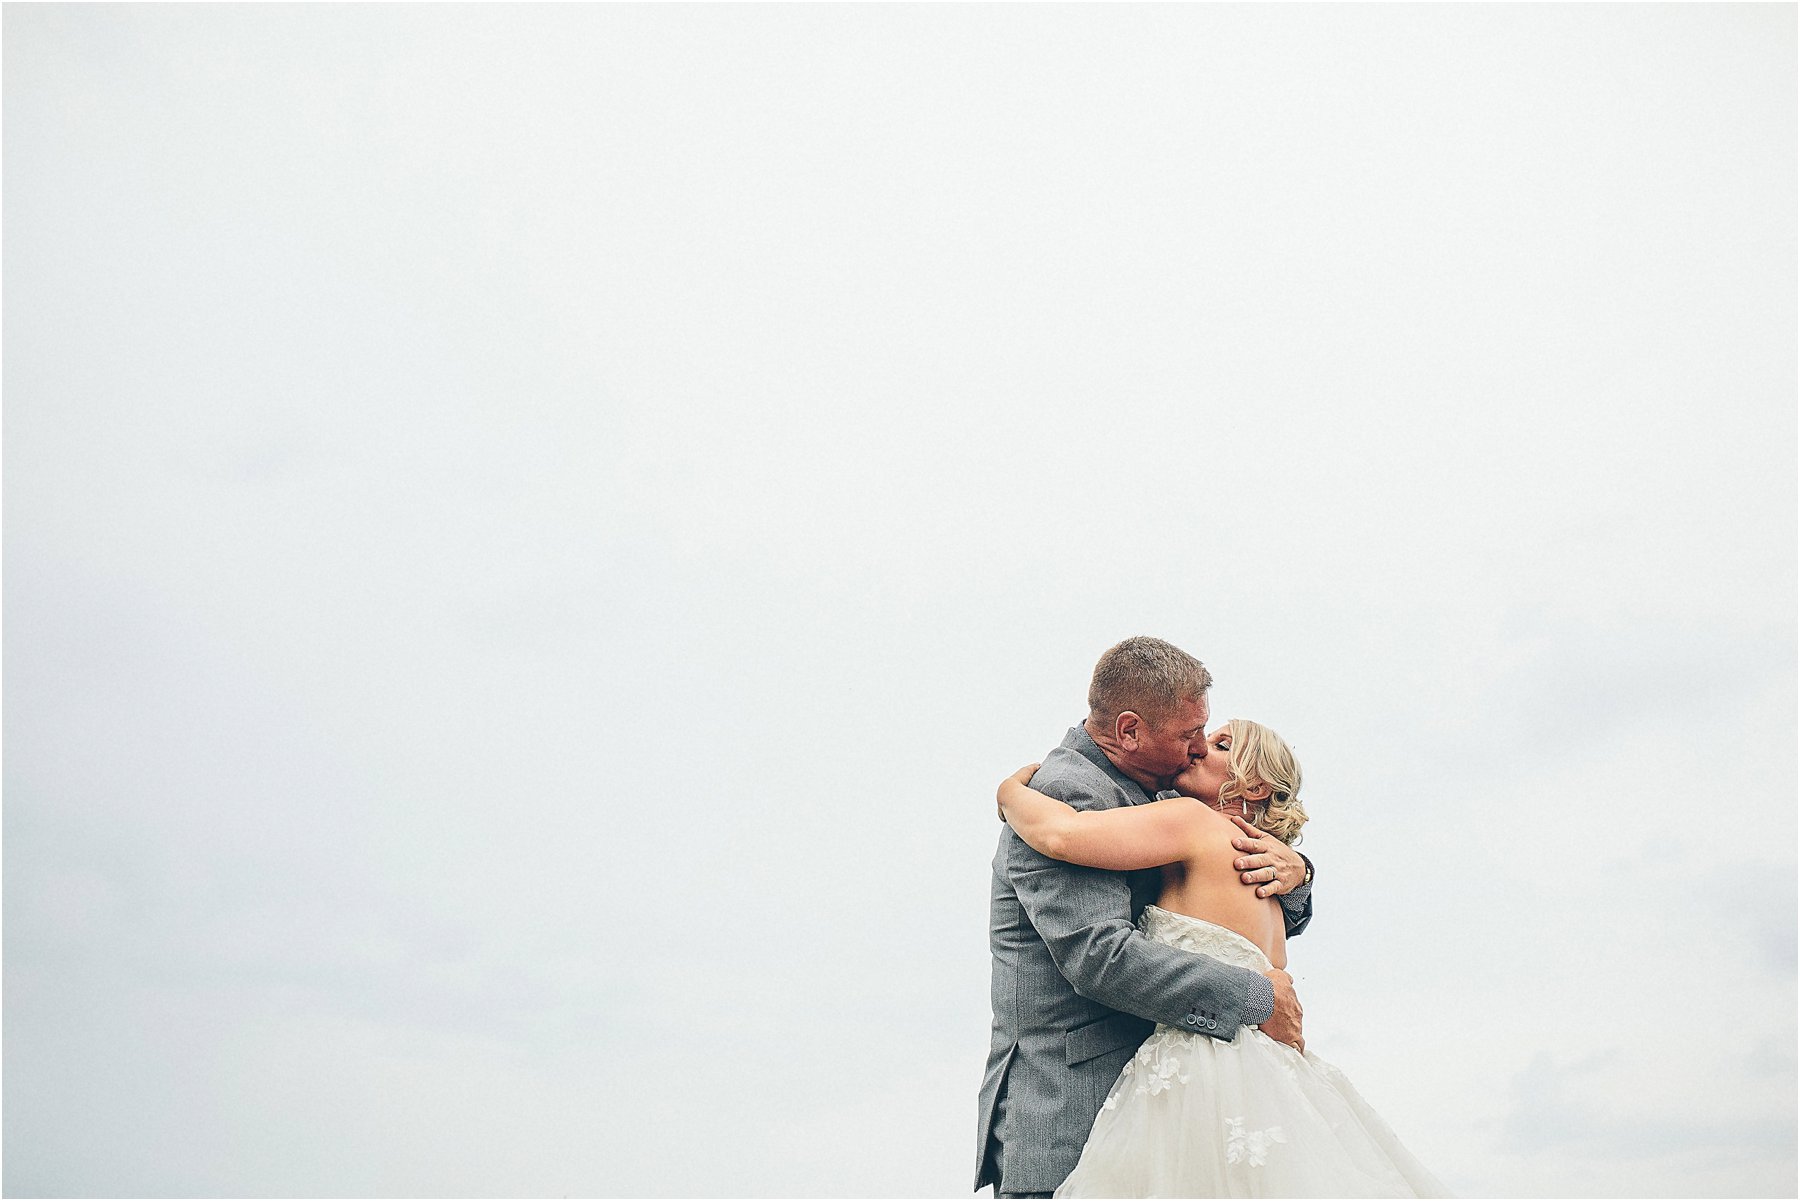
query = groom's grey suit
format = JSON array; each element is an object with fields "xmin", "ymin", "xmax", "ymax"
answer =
[{"xmin": 975, "ymin": 726, "xmax": 1313, "ymax": 1195}]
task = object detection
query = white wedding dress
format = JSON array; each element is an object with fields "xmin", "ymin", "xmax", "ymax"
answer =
[{"xmin": 1056, "ymin": 906, "xmax": 1450, "ymax": 1198}]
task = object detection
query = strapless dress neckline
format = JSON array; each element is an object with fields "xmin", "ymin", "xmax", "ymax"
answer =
[{"xmin": 1139, "ymin": 904, "xmax": 1274, "ymax": 972}]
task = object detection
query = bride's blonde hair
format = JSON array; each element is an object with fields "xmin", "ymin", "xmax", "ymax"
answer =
[{"xmin": 1218, "ymin": 719, "xmax": 1308, "ymax": 845}]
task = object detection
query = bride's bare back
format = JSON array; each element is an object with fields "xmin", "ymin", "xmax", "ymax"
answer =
[{"xmin": 1153, "ymin": 803, "xmax": 1288, "ymax": 968}]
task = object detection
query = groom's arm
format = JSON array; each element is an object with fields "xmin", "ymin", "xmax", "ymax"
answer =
[
  {"xmin": 1279, "ymin": 866, "xmax": 1313, "ymax": 937},
  {"xmin": 1003, "ymin": 820, "xmax": 1276, "ymax": 1042}
]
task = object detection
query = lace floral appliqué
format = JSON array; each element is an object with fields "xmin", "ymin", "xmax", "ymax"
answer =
[
  {"xmin": 1224, "ymin": 1117, "xmax": 1287, "ymax": 1167},
  {"xmin": 1103, "ymin": 1032, "xmax": 1192, "ymax": 1110}
]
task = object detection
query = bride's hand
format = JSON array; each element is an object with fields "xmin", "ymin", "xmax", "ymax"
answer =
[{"xmin": 996, "ymin": 763, "xmax": 1041, "ymax": 820}]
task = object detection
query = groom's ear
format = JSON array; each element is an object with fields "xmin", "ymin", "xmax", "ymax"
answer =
[{"xmin": 1116, "ymin": 711, "xmax": 1143, "ymax": 749}]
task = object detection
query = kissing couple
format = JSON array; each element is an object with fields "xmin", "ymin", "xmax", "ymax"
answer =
[{"xmin": 976, "ymin": 637, "xmax": 1448, "ymax": 1197}]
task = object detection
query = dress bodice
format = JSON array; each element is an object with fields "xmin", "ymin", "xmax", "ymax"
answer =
[{"xmin": 1139, "ymin": 905, "xmax": 1273, "ymax": 972}]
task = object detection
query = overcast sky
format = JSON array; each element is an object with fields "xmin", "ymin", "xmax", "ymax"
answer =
[{"xmin": 4, "ymin": 4, "xmax": 1795, "ymax": 1198}]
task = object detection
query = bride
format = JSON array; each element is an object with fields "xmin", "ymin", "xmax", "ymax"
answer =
[{"xmin": 997, "ymin": 719, "xmax": 1449, "ymax": 1198}]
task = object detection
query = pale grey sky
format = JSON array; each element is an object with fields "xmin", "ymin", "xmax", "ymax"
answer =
[{"xmin": 4, "ymin": 4, "xmax": 1795, "ymax": 1197}]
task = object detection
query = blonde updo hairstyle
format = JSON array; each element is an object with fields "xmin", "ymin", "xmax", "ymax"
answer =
[{"xmin": 1218, "ymin": 718, "xmax": 1308, "ymax": 845}]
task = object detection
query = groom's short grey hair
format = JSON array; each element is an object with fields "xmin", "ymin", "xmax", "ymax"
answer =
[{"xmin": 1087, "ymin": 636, "xmax": 1213, "ymax": 727}]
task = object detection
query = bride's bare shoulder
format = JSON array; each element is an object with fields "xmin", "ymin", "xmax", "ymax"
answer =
[
  {"xmin": 1139, "ymin": 795, "xmax": 1234, "ymax": 847},
  {"xmin": 1136, "ymin": 795, "xmax": 1218, "ymax": 830},
  {"xmin": 1178, "ymin": 803, "xmax": 1248, "ymax": 862}
]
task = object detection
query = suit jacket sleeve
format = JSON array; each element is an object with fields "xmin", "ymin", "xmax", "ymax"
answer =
[
  {"xmin": 1279, "ymin": 877, "xmax": 1314, "ymax": 938},
  {"xmin": 1004, "ymin": 782, "xmax": 1274, "ymax": 1038}
]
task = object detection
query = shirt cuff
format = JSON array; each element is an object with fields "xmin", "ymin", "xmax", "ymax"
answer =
[
  {"xmin": 1242, "ymin": 971, "xmax": 1276, "ymax": 1027},
  {"xmin": 1280, "ymin": 878, "xmax": 1313, "ymax": 911}
]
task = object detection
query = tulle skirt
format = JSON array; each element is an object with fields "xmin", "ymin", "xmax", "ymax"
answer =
[{"xmin": 1055, "ymin": 1023, "xmax": 1450, "ymax": 1198}]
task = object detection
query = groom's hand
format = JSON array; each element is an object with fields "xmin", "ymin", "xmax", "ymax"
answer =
[
  {"xmin": 1229, "ymin": 817, "xmax": 1307, "ymax": 899},
  {"xmin": 1260, "ymin": 968, "xmax": 1305, "ymax": 1053}
]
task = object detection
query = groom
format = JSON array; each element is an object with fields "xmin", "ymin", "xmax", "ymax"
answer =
[{"xmin": 975, "ymin": 637, "xmax": 1315, "ymax": 1197}]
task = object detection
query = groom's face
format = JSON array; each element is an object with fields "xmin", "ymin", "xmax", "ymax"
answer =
[{"xmin": 1134, "ymin": 693, "xmax": 1211, "ymax": 780}]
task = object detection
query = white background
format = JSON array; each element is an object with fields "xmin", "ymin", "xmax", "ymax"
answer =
[{"xmin": 5, "ymin": 5, "xmax": 1794, "ymax": 1197}]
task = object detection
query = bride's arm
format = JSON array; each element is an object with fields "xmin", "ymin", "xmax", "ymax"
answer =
[{"xmin": 998, "ymin": 766, "xmax": 1200, "ymax": 871}]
